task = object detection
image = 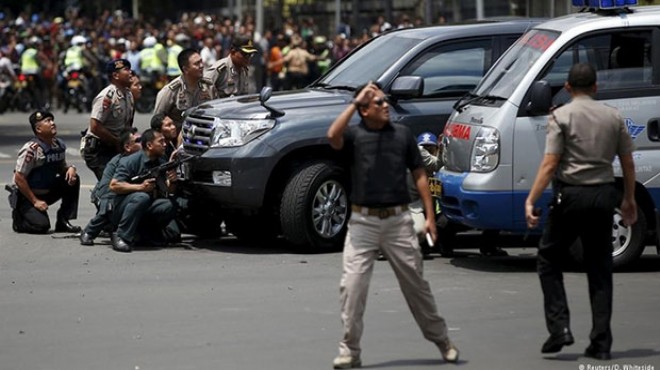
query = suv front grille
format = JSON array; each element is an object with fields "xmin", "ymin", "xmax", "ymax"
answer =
[{"xmin": 182, "ymin": 114, "xmax": 215, "ymax": 155}]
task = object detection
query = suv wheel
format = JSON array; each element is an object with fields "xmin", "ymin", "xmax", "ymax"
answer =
[{"xmin": 280, "ymin": 162, "xmax": 348, "ymax": 251}]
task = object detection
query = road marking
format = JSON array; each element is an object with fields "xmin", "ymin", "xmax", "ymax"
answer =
[{"xmin": 0, "ymin": 152, "xmax": 11, "ymax": 158}]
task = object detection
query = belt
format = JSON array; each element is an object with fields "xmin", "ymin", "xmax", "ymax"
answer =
[{"xmin": 351, "ymin": 204, "xmax": 408, "ymax": 219}]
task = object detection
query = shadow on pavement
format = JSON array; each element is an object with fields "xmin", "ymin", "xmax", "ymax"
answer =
[
  {"xmin": 547, "ymin": 348, "xmax": 660, "ymax": 362},
  {"xmin": 362, "ymin": 358, "xmax": 467, "ymax": 368}
]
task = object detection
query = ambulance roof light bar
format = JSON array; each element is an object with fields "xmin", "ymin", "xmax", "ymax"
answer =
[{"xmin": 572, "ymin": 0, "xmax": 637, "ymax": 9}]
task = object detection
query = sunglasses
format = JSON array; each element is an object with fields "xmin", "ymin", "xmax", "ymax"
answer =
[{"xmin": 373, "ymin": 96, "xmax": 389, "ymax": 106}]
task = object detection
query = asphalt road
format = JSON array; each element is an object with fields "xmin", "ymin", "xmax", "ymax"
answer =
[{"xmin": 1, "ymin": 110, "xmax": 659, "ymax": 370}]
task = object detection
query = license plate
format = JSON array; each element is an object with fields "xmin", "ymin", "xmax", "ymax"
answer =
[
  {"xmin": 428, "ymin": 177, "xmax": 442, "ymax": 196},
  {"xmin": 67, "ymin": 80, "xmax": 81, "ymax": 88}
]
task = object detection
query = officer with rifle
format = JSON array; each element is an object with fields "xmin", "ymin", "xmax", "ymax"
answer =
[
  {"xmin": 108, "ymin": 129, "xmax": 180, "ymax": 252},
  {"xmin": 79, "ymin": 130, "xmax": 141, "ymax": 246}
]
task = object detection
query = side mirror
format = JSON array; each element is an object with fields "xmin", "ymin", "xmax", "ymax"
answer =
[
  {"xmin": 259, "ymin": 86, "xmax": 273, "ymax": 103},
  {"xmin": 526, "ymin": 80, "xmax": 552, "ymax": 116},
  {"xmin": 390, "ymin": 76, "xmax": 424, "ymax": 99},
  {"xmin": 648, "ymin": 119, "xmax": 660, "ymax": 141},
  {"xmin": 259, "ymin": 86, "xmax": 284, "ymax": 118}
]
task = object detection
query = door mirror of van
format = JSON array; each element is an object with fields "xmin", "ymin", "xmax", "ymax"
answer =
[
  {"xmin": 390, "ymin": 76, "xmax": 424, "ymax": 99},
  {"xmin": 648, "ymin": 119, "xmax": 660, "ymax": 141},
  {"xmin": 527, "ymin": 80, "xmax": 552, "ymax": 116}
]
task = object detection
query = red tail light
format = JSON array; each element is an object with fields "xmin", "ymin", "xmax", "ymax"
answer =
[
  {"xmin": 71, "ymin": 72, "xmax": 79, "ymax": 79},
  {"xmin": 18, "ymin": 74, "xmax": 26, "ymax": 81}
]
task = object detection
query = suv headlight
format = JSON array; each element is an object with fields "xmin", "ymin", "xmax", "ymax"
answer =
[
  {"xmin": 470, "ymin": 126, "xmax": 500, "ymax": 172},
  {"xmin": 211, "ymin": 118, "xmax": 275, "ymax": 147}
]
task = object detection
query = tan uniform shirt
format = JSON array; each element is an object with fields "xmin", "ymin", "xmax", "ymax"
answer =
[
  {"xmin": 545, "ymin": 95, "xmax": 634, "ymax": 185},
  {"xmin": 153, "ymin": 75, "xmax": 215, "ymax": 127},
  {"xmin": 89, "ymin": 84, "xmax": 134, "ymax": 138},
  {"xmin": 204, "ymin": 56, "xmax": 251, "ymax": 99}
]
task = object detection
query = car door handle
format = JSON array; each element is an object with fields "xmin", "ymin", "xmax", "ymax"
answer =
[{"xmin": 648, "ymin": 118, "xmax": 660, "ymax": 141}]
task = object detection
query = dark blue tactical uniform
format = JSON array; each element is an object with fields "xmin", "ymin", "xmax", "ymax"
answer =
[{"xmin": 111, "ymin": 150, "xmax": 179, "ymax": 245}]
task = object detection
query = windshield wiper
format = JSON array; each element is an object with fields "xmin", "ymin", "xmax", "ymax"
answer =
[
  {"xmin": 453, "ymin": 92, "xmax": 479, "ymax": 113},
  {"xmin": 317, "ymin": 84, "xmax": 356, "ymax": 91},
  {"xmin": 454, "ymin": 93, "xmax": 506, "ymax": 113}
]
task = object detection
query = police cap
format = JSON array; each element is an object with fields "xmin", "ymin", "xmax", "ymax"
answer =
[
  {"xmin": 231, "ymin": 35, "xmax": 258, "ymax": 54},
  {"xmin": 29, "ymin": 110, "xmax": 54, "ymax": 132},
  {"xmin": 106, "ymin": 58, "xmax": 131, "ymax": 74}
]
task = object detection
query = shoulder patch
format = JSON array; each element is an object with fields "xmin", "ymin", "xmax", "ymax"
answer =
[
  {"xmin": 28, "ymin": 141, "xmax": 39, "ymax": 150},
  {"xmin": 168, "ymin": 80, "xmax": 182, "ymax": 91},
  {"xmin": 216, "ymin": 63, "xmax": 227, "ymax": 73},
  {"xmin": 105, "ymin": 87, "xmax": 115, "ymax": 99}
]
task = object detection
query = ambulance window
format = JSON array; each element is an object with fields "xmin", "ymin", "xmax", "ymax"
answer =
[
  {"xmin": 541, "ymin": 31, "xmax": 652, "ymax": 96},
  {"xmin": 399, "ymin": 39, "xmax": 492, "ymax": 98}
]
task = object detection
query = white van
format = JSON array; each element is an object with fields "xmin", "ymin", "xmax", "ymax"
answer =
[{"xmin": 438, "ymin": 1, "xmax": 660, "ymax": 267}]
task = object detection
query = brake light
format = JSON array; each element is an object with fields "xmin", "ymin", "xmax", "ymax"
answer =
[
  {"xmin": 71, "ymin": 72, "xmax": 79, "ymax": 79},
  {"xmin": 18, "ymin": 74, "xmax": 26, "ymax": 82}
]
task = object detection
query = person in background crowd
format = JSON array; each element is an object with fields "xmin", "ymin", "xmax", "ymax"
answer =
[
  {"xmin": 200, "ymin": 36, "xmax": 218, "ymax": 68},
  {"xmin": 267, "ymin": 33, "xmax": 286, "ymax": 91},
  {"xmin": 280, "ymin": 34, "xmax": 316, "ymax": 90},
  {"xmin": 327, "ymin": 82, "xmax": 459, "ymax": 368},
  {"xmin": 205, "ymin": 35, "xmax": 258, "ymax": 98},
  {"xmin": 525, "ymin": 63, "xmax": 637, "ymax": 361},
  {"xmin": 154, "ymin": 48, "xmax": 214, "ymax": 137},
  {"xmin": 79, "ymin": 130, "xmax": 141, "ymax": 246},
  {"xmin": 82, "ymin": 59, "xmax": 134, "ymax": 180},
  {"xmin": 166, "ymin": 33, "xmax": 189, "ymax": 80},
  {"xmin": 10, "ymin": 110, "xmax": 80, "ymax": 234}
]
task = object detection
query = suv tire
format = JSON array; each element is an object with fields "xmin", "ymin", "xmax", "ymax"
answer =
[{"xmin": 280, "ymin": 162, "xmax": 348, "ymax": 251}]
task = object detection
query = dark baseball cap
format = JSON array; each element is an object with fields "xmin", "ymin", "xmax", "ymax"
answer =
[
  {"xmin": 106, "ymin": 58, "xmax": 131, "ymax": 74},
  {"xmin": 231, "ymin": 35, "xmax": 258, "ymax": 54},
  {"xmin": 29, "ymin": 110, "xmax": 54, "ymax": 126}
]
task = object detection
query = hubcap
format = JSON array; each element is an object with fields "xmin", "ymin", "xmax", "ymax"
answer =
[
  {"xmin": 611, "ymin": 209, "xmax": 631, "ymax": 257},
  {"xmin": 312, "ymin": 180, "xmax": 348, "ymax": 238}
]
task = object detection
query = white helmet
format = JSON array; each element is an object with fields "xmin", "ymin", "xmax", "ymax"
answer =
[
  {"xmin": 71, "ymin": 35, "xmax": 86, "ymax": 46},
  {"xmin": 143, "ymin": 36, "xmax": 157, "ymax": 48}
]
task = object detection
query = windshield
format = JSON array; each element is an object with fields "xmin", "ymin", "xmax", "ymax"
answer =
[
  {"xmin": 318, "ymin": 35, "xmax": 422, "ymax": 89},
  {"xmin": 474, "ymin": 29, "xmax": 560, "ymax": 99}
]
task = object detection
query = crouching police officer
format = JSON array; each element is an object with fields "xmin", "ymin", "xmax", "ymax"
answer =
[
  {"xmin": 108, "ymin": 129, "xmax": 180, "ymax": 252},
  {"xmin": 9, "ymin": 111, "xmax": 81, "ymax": 234}
]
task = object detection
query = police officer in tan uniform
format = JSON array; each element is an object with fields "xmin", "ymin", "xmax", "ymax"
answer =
[
  {"xmin": 154, "ymin": 48, "xmax": 214, "ymax": 136},
  {"xmin": 525, "ymin": 63, "xmax": 637, "ymax": 361},
  {"xmin": 10, "ymin": 111, "xmax": 80, "ymax": 234},
  {"xmin": 204, "ymin": 35, "xmax": 257, "ymax": 99},
  {"xmin": 82, "ymin": 59, "xmax": 134, "ymax": 180}
]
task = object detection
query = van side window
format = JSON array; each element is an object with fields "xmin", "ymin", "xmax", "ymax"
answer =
[
  {"xmin": 399, "ymin": 39, "xmax": 492, "ymax": 98},
  {"xmin": 540, "ymin": 31, "xmax": 653, "ymax": 105}
]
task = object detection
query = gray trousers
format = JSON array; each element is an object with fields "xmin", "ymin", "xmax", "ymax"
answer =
[
  {"xmin": 338, "ymin": 211, "xmax": 449, "ymax": 358},
  {"xmin": 112, "ymin": 193, "xmax": 178, "ymax": 244}
]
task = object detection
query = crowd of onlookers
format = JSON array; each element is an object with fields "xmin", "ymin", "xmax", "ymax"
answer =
[{"xmin": 0, "ymin": 7, "xmax": 434, "ymax": 110}]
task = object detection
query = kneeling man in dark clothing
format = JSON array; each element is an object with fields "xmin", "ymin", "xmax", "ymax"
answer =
[
  {"xmin": 109, "ymin": 129, "xmax": 179, "ymax": 252},
  {"xmin": 11, "ymin": 110, "xmax": 80, "ymax": 234}
]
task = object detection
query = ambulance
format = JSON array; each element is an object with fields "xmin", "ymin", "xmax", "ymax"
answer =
[{"xmin": 439, "ymin": 0, "xmax": 660, "ymax": 267}]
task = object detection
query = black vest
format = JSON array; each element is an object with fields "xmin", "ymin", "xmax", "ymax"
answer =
[{"xmin": 27, "ymin": 138, "xmax": 66, "ymax": 190}]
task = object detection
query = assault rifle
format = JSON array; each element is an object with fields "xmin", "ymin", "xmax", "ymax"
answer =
[{"xmin": 130, "ymin": 154, "xmax": 194, "ymax": 184}]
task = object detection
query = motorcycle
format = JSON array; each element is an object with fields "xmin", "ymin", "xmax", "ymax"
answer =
[
  {"xmin": 135, "ymin": 72, "xmax": 168, "ymax": 113},
  {"xmin": 10, "ymin": 73, "xmax": 34, "ymax": 112},
  {"xmin": 62, "ymin": 70, "xmax": 89, "ymax": 113}
]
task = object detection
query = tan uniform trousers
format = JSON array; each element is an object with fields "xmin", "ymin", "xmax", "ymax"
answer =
[{"xmin": 338, "ymin": 210, "xmax": 449, "ymax": 357}]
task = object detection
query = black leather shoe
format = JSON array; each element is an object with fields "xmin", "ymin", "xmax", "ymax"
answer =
[
  {"xmin": 112, "ymin": 237, "xmax": 132, "ymax": 253},
  {"xmin": 541, "ymin": 331, "xmax": 574, "ymax": 353},
  {"xmin": 584, "ymin": 345, "xmax": 611, "ymax": 360},
  {"xmin": 55, "ymin": 220, "xmax": 82, "ymax": 233},
  {"xmin": 79, "ymin": 232, "xmax": 94, "ymax": 246}
]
